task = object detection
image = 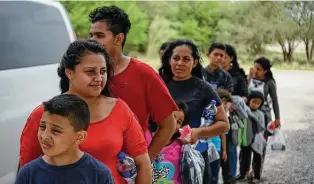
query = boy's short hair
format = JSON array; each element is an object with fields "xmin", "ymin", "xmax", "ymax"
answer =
[
  {"xmin": 248, "ymin": 91, "xmax": 265, "ymax": 108},
  {"xmin": 208, "ymin": 42, "xmax": 226, "ymax": 54},
  {"xmin": 217, "ymin": 89, "xmax": 233, "ymax": 103},
  {"xmin": 89, "ymin": 6, "xmax": 131, "ymax": 48},
  {"xmin": 42, "ymin": 94, "xmax": 90, "ymax": 131}
]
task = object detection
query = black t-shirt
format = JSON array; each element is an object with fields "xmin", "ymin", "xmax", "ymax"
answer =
[{"xmin": 167, "ymin": 76, "xmax": 221, "ymax": 128}]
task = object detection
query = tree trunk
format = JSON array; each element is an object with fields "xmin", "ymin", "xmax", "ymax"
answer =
[
  {"xmin": 309, "ymin": 39, "xmax": 314, "ymax": 62},
  {"xmin": 304, "ymin": 39, "xmax": 310, "ymax": 61},
  {"xmin": 279, "ymin": 42, "xmax": 287, "ymax": 62},
  {"xmin": 287, "ymin": 42, "xmax": 293, "ymax": 62}
]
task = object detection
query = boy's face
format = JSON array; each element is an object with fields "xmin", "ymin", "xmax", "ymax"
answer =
[
  {"xmin": 38, "ymin": 112, "xmax": 86, "ymax": 157},
  {"xmin": 249, "ymin": 98, "xmax": 262, "ymax": 110},
  {"xmin": 174, "ymin": 110, "xmax": 185, "ymax": 132},
  {"xmin": 207, "ymin": 48, "xmax": 225, "ymax": 67}
]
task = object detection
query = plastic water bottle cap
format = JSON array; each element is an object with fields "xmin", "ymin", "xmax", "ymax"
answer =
[
  {"xmin": 210, "ymin": 100, "xmax": 216, "ymax": 106},
  {"xmin": 118, "ymin": 152, "xmax": 126, "ymax": 160}
]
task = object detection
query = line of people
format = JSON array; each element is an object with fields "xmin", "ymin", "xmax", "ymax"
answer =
[
  {"xmin": 155, "ymin": 40, "xmax": 280, "ymax": 184},
  {"xmin": 15, "ymin": 5, "xmax": 280, "ymax": 184}
]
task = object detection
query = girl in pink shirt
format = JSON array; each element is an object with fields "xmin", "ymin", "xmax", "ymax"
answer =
[{"xmin": 146, "ymin": 101, "xmax": 189, "ymax": 184}]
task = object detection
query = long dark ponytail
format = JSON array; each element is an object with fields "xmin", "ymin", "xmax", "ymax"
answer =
[{"xmin": 225, "ymin": 44, "xmax": 247, "ymax": 78}]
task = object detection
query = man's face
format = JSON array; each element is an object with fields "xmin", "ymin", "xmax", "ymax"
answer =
[
  {"xmin": 89, "ymin": 21, "xmax": 116, "ymax": 57},
  {"xmin": 38, "ymin": 112, "xmax": 84, "ymax": 157},
  {"xmin": 207, "ymin": 48, "xmax": 225, "ymax": 67}
]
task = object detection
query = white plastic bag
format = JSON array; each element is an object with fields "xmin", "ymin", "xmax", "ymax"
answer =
[
  {"xmin": 180, "ymin": 144, "xmax": 205, "ymax": 184},
  {"xmin": 269, "ymin": 128, "xmax": 286, "ymax": 151},
  {"xmin": 207, "ymin": 142, "xmax": 220, "ymax": 163}
]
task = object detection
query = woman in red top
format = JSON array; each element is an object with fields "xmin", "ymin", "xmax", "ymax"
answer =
[{"xmin": 19, "ymin": 40, "xmax": 152, "ymax": 184}]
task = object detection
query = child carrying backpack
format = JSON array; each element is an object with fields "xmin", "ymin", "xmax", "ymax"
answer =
[{"xmin": 237, "ymin": 91, "xmax": 266, "ymax": 183}]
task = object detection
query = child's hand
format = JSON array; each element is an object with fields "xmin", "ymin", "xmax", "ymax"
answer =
[{"xmin": 222, "ymin": 151, "xmax": 227, "ymax": 162}]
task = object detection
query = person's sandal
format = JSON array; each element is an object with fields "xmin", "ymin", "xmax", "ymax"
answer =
[
  {"xmin": 246, "ymin": 171, "xmax": 254, "ymax": 183},
  {"xmin": 235, "ymin": 174, "xmax": 246, "ymax": 181}
]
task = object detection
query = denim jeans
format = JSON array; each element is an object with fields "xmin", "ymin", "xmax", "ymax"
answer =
[
  {"xmin": 209, "ymin": 152, "xmax": 221, "ymax": 184},
  {"xmin": 228, "ymin": 143, "xmax": 238, "ymax": 177}
]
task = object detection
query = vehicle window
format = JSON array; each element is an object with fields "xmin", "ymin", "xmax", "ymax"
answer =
[{"xmin": 0, "ymin": 1, "xmax": 71, "ymax": 70}]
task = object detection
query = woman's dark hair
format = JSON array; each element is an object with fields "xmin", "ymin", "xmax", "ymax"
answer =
[
  {"xmin": 208, "ymin": 42, "xmax": 226, "ymax": 54},
  {"xmin": 159, "ymin": 41, "xmax": 171, "ymax": 52},
  {"xmin": 158, "ymin": 39, "xmax": 204, "ymax": 83},
  {"xmin": 254, "ymin": 57, "xmax": 275, "ymax": 83},
  {"xmin": 57, "ymin": 40, "xmax": 112, "ymax": 96},
  {"xmin": 225, "ymin": 44, "xmax": 246, "ymax": 78}
]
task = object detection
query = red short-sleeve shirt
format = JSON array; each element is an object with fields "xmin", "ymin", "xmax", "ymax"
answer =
[
  {"xmin": 19, "ymin": 98, "xmax": 147, "ymax": 184},
  {"xmin": 109, "ymin": 58, "xmax": 178, "ymax": 132}
]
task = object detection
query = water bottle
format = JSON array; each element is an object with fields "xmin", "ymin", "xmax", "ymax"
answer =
[
  {"xmin": 196, "ymin": 100, "xmax": 217, "ymax": 152},
  {"xmin": 117, "ymin": 152, "xmax": 137, "ymax": 184},
  {"xmin": 200, "ymin": 100, "xmax": 217, "ymax": 127}
]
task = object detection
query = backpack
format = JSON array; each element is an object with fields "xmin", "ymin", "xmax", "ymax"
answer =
[{"xmin": 248, "ymin": 79, "xmax": 265, "ymax": 95}]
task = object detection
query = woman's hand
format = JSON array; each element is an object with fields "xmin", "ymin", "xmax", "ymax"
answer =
[
  {"xmin": 275, "ymin": 119, "xmax": 281, "ymax": 128},
  {"xmin": 190, "ymin": 128, "xmax": 201, "ymax": 144},
  {"xmin": 249, "ymin": 67, "xmax": 256, "ymax": 78},
  {"xmin": 179, "ymin": 128, "xmax": 200, "ymax": 145}
]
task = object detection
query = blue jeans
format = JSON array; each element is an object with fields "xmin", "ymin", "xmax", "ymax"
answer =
[
  {"xmin": 209, "ymin": 152, "xmax": 221, "ymax": 184},
  {"xmin": 228, "ymin": 143, "xmax": 238, "ymax": 177}
]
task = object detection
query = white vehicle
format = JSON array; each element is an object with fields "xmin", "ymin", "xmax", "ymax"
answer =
[{"xmin": 0, "ymin": 1, "xmax": 75, "ymax": 183}]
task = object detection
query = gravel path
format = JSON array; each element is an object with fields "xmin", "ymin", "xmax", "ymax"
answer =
[{"xmin": 222, "ymin": 70, "xmax": 314, "ymax": 184}]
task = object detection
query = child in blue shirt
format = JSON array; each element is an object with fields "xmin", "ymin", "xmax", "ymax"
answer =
[
  {"xmin": 16, "ymin": 94, "xmax": 114, "ymax": 184},
  {"xmin": 210, "ymin": 89, "xmax": 234, "ymax": 184}
]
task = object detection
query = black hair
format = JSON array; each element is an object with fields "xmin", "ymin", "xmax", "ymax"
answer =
[
  {"xmin": 171, "ymin": 101, "xmax": 189, "ymax": 141},
  {"xmin": 175, "ymin": 101, "xmax": 189, "ymax": 127},
  {"xmin": 57, "ymin": 40, "xmax": 112, "ymax": 96},
  {"xmin": 158, "ymin": 39, "xmax": 204, "ymax": 83},
  {"xmin": 248, "ymin": 91, "xmax": 264, "ymax": 109},
  {"xmin": 89, "ymin": 5, "xmax": 131, "ymax": 48},
  {"xmin": 254, "ymin": 57, "xmax": 275, "ymax": 83},
  {"xmin": 159, "ymin": 41, "xmax": 172, "ymax": 51},
  {"xmin": 208, "ymin": 42, "xmax": 226, "ymax": 54},
  {"xmin": 148, "ymin": 101, "xmax": 189, "ymax": 142},
  {"xmin": 225, "ymin": 44, "xmax": 247, "ymax": 78},
  {"xmin": 43, "ymin": 94, "xmax": 90, "ymax": 131}
]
